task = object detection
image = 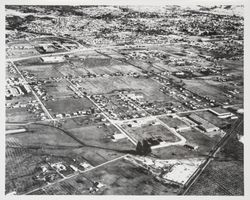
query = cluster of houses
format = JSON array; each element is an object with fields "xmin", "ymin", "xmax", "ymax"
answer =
[{"xmin": 6, "ymin": 77, "xmax": 31, "ymax": 100}]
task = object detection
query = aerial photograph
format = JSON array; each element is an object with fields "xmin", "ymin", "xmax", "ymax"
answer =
[{"xmin": 5, "ymin": 4, "xmax": 244, "ymax": 195}]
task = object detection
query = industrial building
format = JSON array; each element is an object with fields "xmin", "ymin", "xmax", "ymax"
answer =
[{"xmin": 188, "ymin": 113, "xmax": 219, "ymax": 132}]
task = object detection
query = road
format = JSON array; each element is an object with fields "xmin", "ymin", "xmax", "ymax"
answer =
[
  {"xmin": 6, "ymin": 42, "xmax": 185, "ymax": 63},
  {"xmin": 24, "ymin": 154, "xmax": 128, "ymax": 195},
  {"xmin": 181, "ymin": 118, "xmax": 243, "ymax": 195},
  {"xmin": 117, "ymin": 93, "xmax": 187, "ymax": 148},
  {"xmin": 64, "ymin": 78, "xmax": 137, "ymax": 146},
  {"xmin": 10, "ymin": 61, "xmax": 54, "ymax": 121}
]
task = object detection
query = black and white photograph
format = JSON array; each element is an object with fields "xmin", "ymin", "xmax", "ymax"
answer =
[{"xmin": 2, "ymin": 0, "xmax": 247, "ymax": 197}]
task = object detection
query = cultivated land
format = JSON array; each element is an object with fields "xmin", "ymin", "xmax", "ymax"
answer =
[{"xmin": 5, "ymin": 5, "xmax": 244, "ymax": 195}]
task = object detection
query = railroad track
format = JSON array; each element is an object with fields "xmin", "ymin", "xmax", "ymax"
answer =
[{"xmin": 181, "ymin": 117, "xmax": 243, "ymax": 195}]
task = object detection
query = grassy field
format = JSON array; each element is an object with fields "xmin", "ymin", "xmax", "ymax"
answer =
[
  {"xmin": 183, "ymin": 79, "xmax": 229, "ymax": 103},
  {"xmin": 152, "ymin": 145, "xmax": 204, "ymax": 160},
  {"xmin": 186, "ymin": 160, "xmax": 243, "ymax": 195},
  {"xmin": 18, "ymin": 64, "xmax": 64, "ymax": 79},
  {"xmin": 78, "ymin": 76, "xmax": 173, "ymax": 102},
  {"xmin": 6, "ymin": 107, "xmax": 38, "ymax": 122},
  {"xmin": 158, "ymin": 116, "xmax": 189, "ymax": 129},
  {"xmin": 60, "ymin": 115, "xmax": 106, "ymax": 129},
  {"xmin": 68, "ymin": 124, "xmax": 135, "ymax": 153},
  {"xmin": 37, "ymin": 157, "xmax": 181, "ymax": 195},
  {"xmin": 42, "ymin": 80, "xmax": 75, "ymax": 99},
  {"xmin": 45, "ymin": 97, "xmax": 95, "ymax": 115},
  {"xmin": 5, "ymin": 121, "xmax": 136, "ymax": 194}
]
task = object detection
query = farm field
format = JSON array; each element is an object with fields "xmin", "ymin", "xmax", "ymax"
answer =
[
  {"xmin": 35, "ymin": 157, "xmax": 181, "ymax": 195},
  {"xmin": 5, "ymin": 5, "xmax": 244, "ymax": 196},
  {"xmin": 186, "ymin": 132, "xmax": 244, "ymax": 196},
  {"xmin": 186, "ymin": 160, "xmax": 244, "ymax": 195}
]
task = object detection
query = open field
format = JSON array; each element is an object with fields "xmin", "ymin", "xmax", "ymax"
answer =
[
  {"xmin": 183, "ymin": 79, "xmax": 229, "ymax": 104},
  {"xmin": 78, "ymin": 76, "xmax": 172, "ymax": 102},
  {"xmin": 158, "ymin": 115, "xmax": 189, "ymax": 129},
  {"xmin": 6, "ymin": 107, "xmax": 39, "ymax": 122},
  {"xmin": 67, "ymin": 123, "xmax": 135, "ymax": 152},
  {"xmin": 5, "ymin": 121, "xmax": 136, "ymax": 194},
  {"xmin": 18, "ymin": 64, "xmax": 64, "ymax": 79},
  {"xmin": 36, "ymin": 157, "xmax": 181, "ymax": 195},
  {"xmin": 186, "ymin": 160, "xmax": 243, "ymax": 195},
  {"xmin": 42, "ymin": 80, "xmax": 75, "ymax": 99},
  {"xmin": 45, "ymin": 97, "xmax": 95, "ymax": 116},
  {"xmin": 7, "ymin": 121, "xmax": 134, "ymax": 166}
]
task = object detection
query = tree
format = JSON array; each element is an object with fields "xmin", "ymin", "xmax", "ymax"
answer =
[
  {"xmin": 136, "ymin": 141, "xmax": 144, "ymax": 155},
  {"xmin": 136, "ymin": 140, "xmax": 152, "ymax": 155},
  {"xmin": 142, "ymin": 139, "xmax": 152, "ymax": 155}
]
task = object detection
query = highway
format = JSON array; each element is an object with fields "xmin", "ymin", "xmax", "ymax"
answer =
[{"xmin": 6, "ymin": 42, "xmax": 184, "ymax": 62}]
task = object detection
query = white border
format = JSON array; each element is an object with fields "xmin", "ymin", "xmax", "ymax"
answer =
[{"xmin": 0, "ymin": 1, "xmax": 248, "ymax": 200}]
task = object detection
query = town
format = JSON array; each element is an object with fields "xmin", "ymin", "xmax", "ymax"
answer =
[{"xmin": 5, "ymin": 5, "xmax": 244, "ymax": 195}]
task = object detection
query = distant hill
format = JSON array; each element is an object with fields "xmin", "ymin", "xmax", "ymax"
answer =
[{"xmin": 185, "ymin": 5, "xmax": 244, "ymax": 17}]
